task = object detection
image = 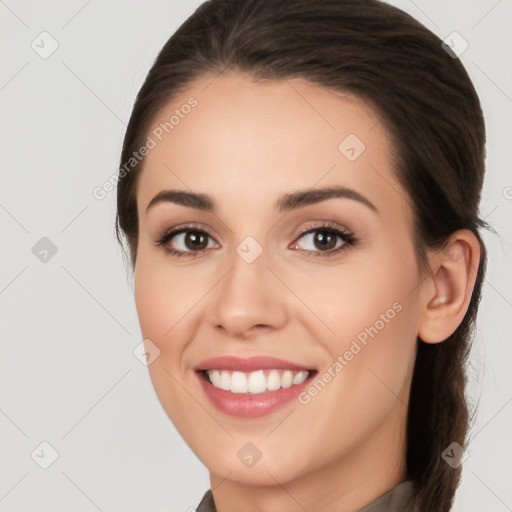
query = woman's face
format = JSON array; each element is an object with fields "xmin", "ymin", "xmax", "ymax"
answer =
[{"xmin": 133, "ymin": 72, "xmax": 424, "ymax": 487}]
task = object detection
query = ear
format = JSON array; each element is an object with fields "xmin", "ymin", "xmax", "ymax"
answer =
[{"xmin": 418, "ymin": 229, "xmax": 481, "ymax": 344}]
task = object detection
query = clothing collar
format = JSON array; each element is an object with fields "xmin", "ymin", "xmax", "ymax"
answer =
[{"xmin": 195, "ymin": 479, "xmax": 417, "ymax": 512}]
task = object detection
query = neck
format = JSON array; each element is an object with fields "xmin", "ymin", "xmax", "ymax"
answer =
[{"xmin": 209, "ymin": 398, "xmax": 409, "ymax": 512}]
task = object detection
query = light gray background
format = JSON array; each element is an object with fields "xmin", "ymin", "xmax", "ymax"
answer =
[{"xmin": 1, "ymin": 1, "xmax": 511, "ymax": 511}]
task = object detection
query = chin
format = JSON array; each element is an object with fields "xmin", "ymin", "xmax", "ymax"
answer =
[{"xmin": 198, "ymin": 444, "xmax": 309, "ymax": 486}]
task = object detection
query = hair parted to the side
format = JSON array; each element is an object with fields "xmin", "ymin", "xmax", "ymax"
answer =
[{"xmin": 115, "ymin": 1, "xmax": 493, "ymax": 510}]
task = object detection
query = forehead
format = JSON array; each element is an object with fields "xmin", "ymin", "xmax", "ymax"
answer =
[{"xmin": 136, "ymin": 71, "xmax": 411, "ymax": 224}]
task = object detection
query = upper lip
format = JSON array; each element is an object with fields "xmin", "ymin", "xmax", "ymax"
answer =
[{"xmin": 193, "ymin": 356, "xmax": 316, "ymax": 373}]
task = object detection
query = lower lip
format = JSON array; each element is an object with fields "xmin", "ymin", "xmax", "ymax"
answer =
[{"xmin": 196, "ymin": 370, "xmax": 316, "ymax": 418}]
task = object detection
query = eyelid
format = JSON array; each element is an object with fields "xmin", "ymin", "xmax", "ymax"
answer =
[
  {"xmin": 157, "ymin": 222, "xmax": 217, "ymax": 240},
  {"xmin": 289, "ymin": 221, "xmax": 357, "ymax": 253},
  {"xmin": 290, "ymin": 220, "xmax": 352, "ymax": 242},
  {"xmin": 156, "ymin": 220, "xmax": 357, "ymax": 258}
]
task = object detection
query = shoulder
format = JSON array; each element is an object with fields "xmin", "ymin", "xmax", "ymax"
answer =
[
  {"xmin": 358, "ymin": 480, "xmax": 419, "ymax": 512},
  {"xmin": 195, "ymin": 489, "xmax": 216, "ymax": 512}
]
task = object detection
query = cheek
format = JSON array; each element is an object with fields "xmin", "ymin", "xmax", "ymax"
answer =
[
  {"xmin": 291, "ymin": 249, "xmax": 416, "ymax": 344},
  {"xmin": 134, "ymin": 255, "xmax": 194, "ymax": 349},
  {"xmin": 133, "ymin": 258, "xmax": 198, "ymax": 424},
  {"xmin": 300, "ymin": 244, "xmax": 419, "ymax": 402}
]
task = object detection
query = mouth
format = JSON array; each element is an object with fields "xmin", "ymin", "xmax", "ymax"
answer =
[
  {"xmin": 193, "ymin": 355, "xmax": 318, "ymax": 418},
  {"xmin": 198, "ymin": 368, "xmax": 316, "ymax": 394},
  {"xmin": 193, "ymin": 354, "xmax": 317, "ymax": 394}
]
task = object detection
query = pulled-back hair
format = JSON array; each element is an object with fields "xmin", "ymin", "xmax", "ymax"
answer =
[{"xmin": 115, "ymin": 1, "xmax": 492, "ymax": 510}]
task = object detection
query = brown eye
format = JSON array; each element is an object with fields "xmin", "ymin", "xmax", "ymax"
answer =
[
  {"xmin": 182, "ymin": 231, "xmax": 209, "ymax": 251},
  {"xmin": 312, "ymin": 230, "xmax": 338, "ymax": 251},
  {"xmin": 295, "ymin": 228, "xmax": 344, "ymax": 252},
  {"xmin": 156, "ymin": 226, "xmax": 218, "ymax": 257},
  {"xmin": 291, "ymin": 222, "xmax": 357, "ymax": 258}
]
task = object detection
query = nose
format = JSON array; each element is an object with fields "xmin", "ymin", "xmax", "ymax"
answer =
[{"xmin": 207, "ymin": 244, "xmax": 289, "ymax": 339}]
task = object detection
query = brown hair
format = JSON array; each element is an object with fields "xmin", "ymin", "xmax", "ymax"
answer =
[{"xmin": 115, "ymin": 1, "xmax": 492, "ymax": 510}]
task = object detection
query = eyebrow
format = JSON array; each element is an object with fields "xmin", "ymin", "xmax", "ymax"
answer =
[{"xmin": 145, "ymin": 186, "xmax": 378, "ymax": 215}]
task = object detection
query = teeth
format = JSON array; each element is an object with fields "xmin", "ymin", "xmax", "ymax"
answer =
[{"xmin": 205, "ymin": 369, "xmax": 310, "ymax": 394}]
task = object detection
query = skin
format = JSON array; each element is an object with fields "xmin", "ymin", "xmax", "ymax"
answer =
[{"xmin": 132, "ymin": 71, "xmax": 481, "ymax": 512}]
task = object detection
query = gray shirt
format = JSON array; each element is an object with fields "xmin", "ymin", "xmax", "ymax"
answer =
[{"xmin": 195, "ymin": 480, "xmax": 418, "ymax": 512}]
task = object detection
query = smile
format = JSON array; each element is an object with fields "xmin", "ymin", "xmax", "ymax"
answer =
[
  {"xmin": 203, "ymin": 369, "xmax": 310, "ymax": 394},
  {"xmin": 193, "ymin": 355, "xmax": 318, "ymax": 418}
]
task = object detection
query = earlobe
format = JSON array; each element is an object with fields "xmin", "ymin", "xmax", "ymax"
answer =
[{"xmin": 418, "ymin": 230, "xmax": 480, "ymax": 344}]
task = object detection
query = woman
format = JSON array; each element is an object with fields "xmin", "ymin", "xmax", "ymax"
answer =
[{"xmin": 115, "ymin": 0, "xmax": 491, "ymax": 510}]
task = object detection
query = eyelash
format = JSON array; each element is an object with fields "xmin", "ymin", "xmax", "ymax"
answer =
[{"xmin": 155, "ymin": 221, "xmax": 358, "ymax": 259}]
